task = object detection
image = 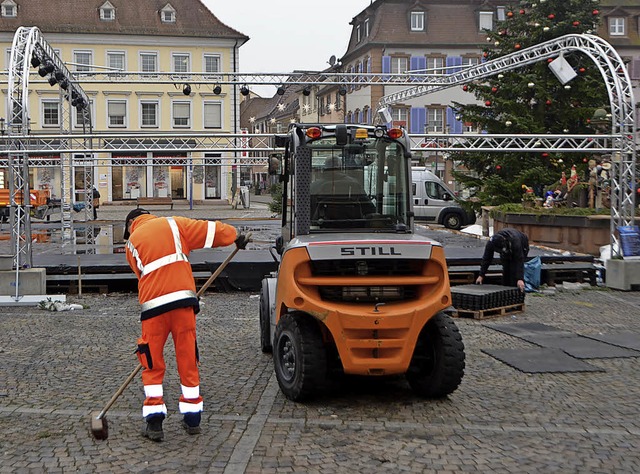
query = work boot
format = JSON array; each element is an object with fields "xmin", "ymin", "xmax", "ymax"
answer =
[
  {"xmin": 143, "ymin": 414, "xmax": 165, "ymax": 442},
  {"xmin": 182, "ymin": 412, "xmax": 201, "ymax": 435}
]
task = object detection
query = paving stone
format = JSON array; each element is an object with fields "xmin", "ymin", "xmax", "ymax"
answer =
[{"xmin": 1, "ymin": 240, "xmax": 640, "ymax": 471}]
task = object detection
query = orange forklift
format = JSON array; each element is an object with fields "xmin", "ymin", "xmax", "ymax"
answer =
[{"xmin": 260, "ymin": 123, "xmax": 465, "ymax": 401}]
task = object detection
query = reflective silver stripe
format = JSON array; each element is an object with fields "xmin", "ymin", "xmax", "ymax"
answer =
[
  {"xmin": 126, "ymin": 240, "xmax": 145, "ymax": 273},
  {"xmin": 179, "ymin": 401, "xmax": 203, "ymax": 414},
  {"xmin": 143, "ymin": 404, "xmax": 167, "ymax": 417},
  {"xmin": 128, "ymin": 217, "xmax": 189, "ymax": 278},
  {"xmin": 141, "ymin": 252, "xmax": 189, "ymax": 277},
  {"xmin": 204, "ymin": 221, "xmax": 217, "ymax": 248},
  {"xmin": 144, "ymin": 384, "xmax": 163, "ymax": 398},
  {"xmin": 167, "ymin": 217, "xmax": 184, "ymax": 254},
  {"xmin": 181, "ymin": 384, "xmax": 200, "ymax": 399},
  {"xmin": 141, "ymin": 290, "xmax": 197, "ymax": 313}
]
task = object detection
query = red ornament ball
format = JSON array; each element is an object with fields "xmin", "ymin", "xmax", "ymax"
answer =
[
  {"xmin": 546, "ymin": 100, "xmax": 552, "ymax": 105},
  {"xmin": 492, "ymin": 86, "xmax": 498, "ymax": 93},
  {"xmin": 579, "ymin": 67, "xmax": 586, "ymax": 73},
  {"xmin": 593, "ymin": 9, "xmax": 599, "ymax": 15},
  {"xmin": 496, "ymin": 165, "xmax": 501, "ymax": 170},
  {"xmin": 583, "ymin": 158, "xmax": 588, "ymax": 163},
  {"xmin": 547, "ymin": 58, "xmax": 554, "ymax": 63},
  {"xmin": 542, "ymin": 153, "xmax": 549, "ymax": 158},
  {"xmin": 485, "ymin": 100, "xmax": 492, "ymax": 106},
  {"xmin": 483, "ymin": 51, "xmax": 489, "ymax": 58},
  {"xmin": 520, "ymin": 9, "xmax": 525, "ymax": 14},
  {"xmin": 463, "ymin": 85, "xmax": 469, "ymax": 91},
  {"xmin": 515, "ymin": 44, "xmax": 521, "ymax": 50},
  {"xmin": 548, "ymin": 14, "xmax": 555, "ymax": 20},
  {"xmin": 507, "ymin": 11, "xmax": 514, "ymax": 18},
  {"xmin": 573, "ymin": 21, "xmax": 580, "ymax": 27}
]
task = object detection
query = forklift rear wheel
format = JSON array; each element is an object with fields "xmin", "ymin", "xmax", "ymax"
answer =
[
  {"xmin": 273, "ymin": 313, "xmax": 327, "ymax": 401},
  {"xmin": 406, "ymin": 311, "xmax": 465, "ymax": 398}
]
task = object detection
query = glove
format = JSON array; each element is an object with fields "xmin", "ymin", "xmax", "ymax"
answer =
[{"xmin": 235, "ymin": 232, "xmax": 251, "ymax": 250}]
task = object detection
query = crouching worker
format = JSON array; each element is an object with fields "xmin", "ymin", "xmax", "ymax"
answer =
[
  {"xmin": 476, "ymin": 228, "xmax": 530, "ymax": 293},
  {"xmin": 124, "ymin": 208, "xmax": 250, "ymax": 441}
]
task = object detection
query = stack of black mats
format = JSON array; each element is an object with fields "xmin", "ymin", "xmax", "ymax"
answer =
[{"xmin": 450, "ymin": 284, "xmax": 525, "ymax": 311}]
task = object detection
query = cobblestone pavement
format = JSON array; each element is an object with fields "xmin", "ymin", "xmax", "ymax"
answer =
[
  {"xmin": 2, "ymin": 197, "xmax": 639, "ymax": 472},
  {"xmin": 1, "ymin": 286, "xmax": 639, "ymax": 473}
]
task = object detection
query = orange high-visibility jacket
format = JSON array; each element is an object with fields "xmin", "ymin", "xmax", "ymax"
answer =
[{"xmin": 125, "ymin": 214, "xmax": 237, "ymax": 320}]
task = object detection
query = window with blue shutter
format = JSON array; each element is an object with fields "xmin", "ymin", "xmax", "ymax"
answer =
[
  {"xmin": 410, "ymin": 107, "xmax": 426, "ymax": 134},
  {"xmin": 446, "ymin": 56, "xmax": 463, "ymax": 75},
  {"xmin": 446, "ymin": 107, "xmax": 463, "ymax": 134},
  {"xmin": 410, "ymin": 56, "xmax": 427, "ymax": 81},
  {"xmin": 382, "ymin": 56, "xmax": 391, "ymax": 80}
]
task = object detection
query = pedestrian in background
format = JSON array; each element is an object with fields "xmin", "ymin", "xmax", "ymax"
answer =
[
  {"xmin": 476, "ymin": 228, "xmax": 530, "ymax": 292},
  {"xmin": 124, "ymin": 208, "xmax": 250, "ymax": 441},
  {"xmin": 91, "ymin": 186, "xmax": 100, "ymax": 220}
]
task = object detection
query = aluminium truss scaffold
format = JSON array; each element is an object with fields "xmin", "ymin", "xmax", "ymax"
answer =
[
  {"xmin": 378, "ymin": 34, "xmax": 636, "ymax": 258},
  {"xmin": 3, "ymin": 31, "xmax": 635, "ymax": 269},
  {"xmin": 6, "ymin": 26, "xmax": 93, "ymax": 275}
]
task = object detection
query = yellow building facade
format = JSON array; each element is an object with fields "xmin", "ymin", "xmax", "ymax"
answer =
[{"xmin": 0, "ymin": 0, "xmax": 248, "ymax": 203}]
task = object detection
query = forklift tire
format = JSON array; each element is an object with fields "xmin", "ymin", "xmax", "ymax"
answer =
[
  {"xmin": 259, "ymin": 280, "xmax": 272, "ymax": 353},
  {"xmin": 406, "ymin": 311, "xmax": 465, "ymax": 398},
  {"xmin": 273, "ymin": 313, "xmax": 327, "ymax": 401}
]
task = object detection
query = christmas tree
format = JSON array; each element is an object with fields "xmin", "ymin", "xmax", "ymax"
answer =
[{"xmin": 451, "ymin": 0, "xmax": 608, "ymax": 205}]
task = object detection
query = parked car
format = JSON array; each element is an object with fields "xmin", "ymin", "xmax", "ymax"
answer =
[{"xmin": 411, "ymin": 168, "xmax": 476, "ymax": 230}]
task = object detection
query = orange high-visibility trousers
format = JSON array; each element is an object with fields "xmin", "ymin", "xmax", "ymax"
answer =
[{"xmin": 139, "ymin": 306, "xmax": 203, "ymax": 418}]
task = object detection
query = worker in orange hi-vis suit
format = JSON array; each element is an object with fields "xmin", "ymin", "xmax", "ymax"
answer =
[{"xmin": 123, "ymin": 208, "xmax": 250, "ymax": 442}]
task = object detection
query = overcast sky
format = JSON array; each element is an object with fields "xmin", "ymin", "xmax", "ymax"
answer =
[{"xmin": 202, "ymin": 0, "xmax": 372, "ymax": 94}]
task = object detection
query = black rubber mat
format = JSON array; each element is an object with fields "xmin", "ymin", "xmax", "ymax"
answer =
[
  {"xmin": 580, "ymin": 332, "xmax": 640, "ymax": 351},
  {"xmin": 482, "ymin": 348, "xmax": 604, "ymax": 373},
  {"xmin": 521, "ymin": 335, "xmax": 640, "ymax": 359},
  {"xmin": 485, "ymin": 322, "xmax": 573, "ymax": 338},
  {"xmin": 485, "ymin": 323, "xmax": 640, "ymax": 359}
]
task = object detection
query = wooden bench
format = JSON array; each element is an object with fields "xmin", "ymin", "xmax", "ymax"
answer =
[{"xmin": 136, "ymin": 196, "xmax": 173, "ymax": 209}]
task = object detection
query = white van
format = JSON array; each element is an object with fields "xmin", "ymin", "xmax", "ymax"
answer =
[{"xmin": 411, "ymin": 168, "xmax": 476, "ymax": 230}]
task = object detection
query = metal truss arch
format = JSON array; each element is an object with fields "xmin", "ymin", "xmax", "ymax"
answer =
[
  {"xmin": 6, "ymin": 26, "xmax": 93, "ymax": 272},
  {"xmin": 379, "ymin": 34, "xmax": 635, "ymax": 257}
]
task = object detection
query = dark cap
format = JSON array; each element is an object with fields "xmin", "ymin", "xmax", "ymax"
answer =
[{"xmin": 123, "ymin": 208, "xmax": 150, "ymax": 240}]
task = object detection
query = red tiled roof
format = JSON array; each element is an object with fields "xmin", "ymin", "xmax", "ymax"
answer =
[{"xmin": 0, "ymin": 0, "xmax": 248, "ymax": 41}]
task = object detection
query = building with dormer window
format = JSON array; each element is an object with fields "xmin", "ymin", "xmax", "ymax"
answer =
[
  {"xmin": 160, "ymin": 3, "xmax": 176, "ymax": 23},
  {"xmin": 99, "ymin": 1, "xmax": 115, "ymax": 21},
  {"xmin": 0, "ymin": 0, "xmax": 16, "ymax": 18},
  {"xmin": 0, "ymin": 0, "xmax": 248, "ymax": 203},
  {"xmin": 327, "ymin": 0, "xmax": 640, "ymax": 191}
]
